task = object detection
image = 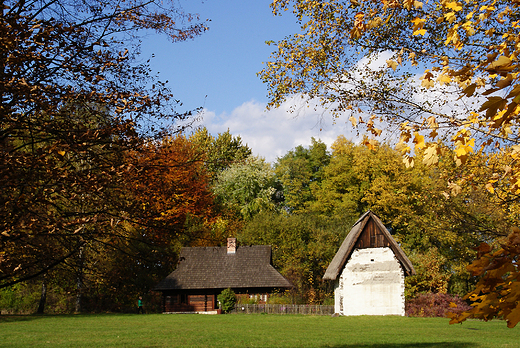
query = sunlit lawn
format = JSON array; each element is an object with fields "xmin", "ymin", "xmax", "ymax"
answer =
[{"xmin": 0, "ymin": 313, "xmax": 517, "ymax": 348}]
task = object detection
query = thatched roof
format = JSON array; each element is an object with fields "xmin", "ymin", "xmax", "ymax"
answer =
[
  {"xmin": 323, "ymin": 211, "xmax": 415, "ymax": 280},
  {"xmin": 154, "ymin": 245, "xmax": 292, "ymax": 291}
]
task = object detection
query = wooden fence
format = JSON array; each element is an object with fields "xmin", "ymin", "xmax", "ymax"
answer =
[{"xmin": 230, "ymin": 304, "xmax": 335, "ymax": 315}]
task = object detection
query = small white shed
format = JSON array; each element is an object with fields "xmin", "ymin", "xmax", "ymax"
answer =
[{"xmin": 323, "ymin": 211, "xmax": 415, "ymax": 316}]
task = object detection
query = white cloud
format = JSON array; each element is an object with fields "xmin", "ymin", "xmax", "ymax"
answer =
[{"xmin": 195, "ymin": 98, "xmax": 358, "ymax": 163}]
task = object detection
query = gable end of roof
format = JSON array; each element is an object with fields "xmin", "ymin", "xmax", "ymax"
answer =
[{"xmin": 323, "ymin": 211, "xmax": 415, "ymax": 280}]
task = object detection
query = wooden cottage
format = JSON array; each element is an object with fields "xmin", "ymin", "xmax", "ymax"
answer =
[
  {"xmin": 154, "ymin": 238, "xmax": 292, "ymax": 313},
  {"xmin": 323, "ymin": 211, "xmax": 415, "ymax": 316}
]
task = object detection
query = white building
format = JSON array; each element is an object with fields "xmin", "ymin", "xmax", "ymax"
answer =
[{"xmin": 323, "ymin": 211, "xmax": 415, "ymax": 316}]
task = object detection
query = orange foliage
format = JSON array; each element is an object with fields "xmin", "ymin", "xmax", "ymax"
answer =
[{"xmin": 128, "ymin": 136, "xmax": 217, "ymax": 246}]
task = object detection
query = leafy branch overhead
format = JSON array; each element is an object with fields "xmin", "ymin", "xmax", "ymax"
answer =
[
  {"xmin": 449, "ymin": 228, "xmax": 520, "ymax": 328},
  {"xmin": 262, "ymin": 0, "xmax": 520, "ymax": 191},
  {"xmin": 0, "ymin": 0, "xmax": 207, "ymax": 289}
]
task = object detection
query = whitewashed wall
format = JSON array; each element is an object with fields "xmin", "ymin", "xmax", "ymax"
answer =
[{"xmin": 334, "ymin": 247, "xmax": 405, "ymax": 316}]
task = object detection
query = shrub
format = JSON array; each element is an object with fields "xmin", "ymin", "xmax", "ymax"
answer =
[
  {"xmin": 236, "ymin": 295, "xmax": 258, "ymax": 305},
  {"xmin": 406, "ymin": 292, "xmax": 471, "ymax": 317},
  {"xmin": 267, "ymin": 293, "xmax": 294, "ymax": 305},
  {"xmin": 217, "ymin": 288, "xmax": 237, "ymax": 313}
]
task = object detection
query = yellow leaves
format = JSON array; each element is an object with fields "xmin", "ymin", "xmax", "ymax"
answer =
[
  {"xmin": 382, "ymin": 0, "xmax": 402, "ymax": 9},
  {"xmin": 427, "ymin": 116, "xmax": 439, "ymax": 138},
  {"xmin": 386, "ymin": 59, "xmax": 398, "ymax": 71},
  {"xmin": 511, "ymin": 145, "xmax": 520, "ymax": 159},
  {"xmin": 448, "ymin": 181, "xmax": 462, "ymax": 196},
  {"xmin": 362, "ymin": 136, "xmax": 379, "ymax": 151},
  {"xmin": 367, "ymin": 116, "xmax": 383, "ymax": 136},
  {"xmin": 444, "ymin": 12, "xmax": 457, "ymax": 24},
  {"xmin": 402, "ymin": 155, "xmax": 414, "ymax": 168},
  {"xmin": 486, "ymin": 55, "xmax": 513, "ymax": 73},
  {"xmin": 437, "ymin": 73, "xmax": 452, "ymax": 85},
  {"xmin": 396, "ymin": 124, "xmax": 433, "ymax": 168},
  {"xmin": 452, "ymin": 129, "xmax": 475, "ymax": 166},
  {"xmin": 403, "ymin": 0, "xmax": 414, "ymax": 10},
  {"xmin": 350, "ymin": 12, "xmax": 365, "ymax": 39},
  {"xmin": 413, "ymin": 131, "xmax": 425, "ymax": 150},
  {"xmin": 420, "ymin": 70, "xmax": 435, "ymax": 88},
  {"xmin": 445, "ymin": 1, "xmax": 462, "ymax": 11},
  {"xmin": 368, "ymin": 17, "xmax": 383, "ymax": 29},
  {"xmin": 396, "ymin": 0, "xmax": 422, "ymax": 10},
  {"xmin": 455, "ymin": 138, "xmax": 474, "ymax": 157},
  {"xmin": 484, "ymin": 27, "xmax": 495, "ymax": 36},
  {"xmin": 462, "ymin": 21, "xmax": 475, "ymax": 36},
  {"xmin": 445, "ymin": 26, "xmax": 461, "ymax": 48},
  {"xmin": 349, "ymin": 115, "xmax": 357, "ymax": 127},
  {"xmin": 414, "ymin": 28, "xmax": 427, "ymax": 36},
  {"xmin": 411, "ymin": 17, "xmax": 426, "ymax": 36},
  {"xmin": 485, "ymin": 182, "xmax": 495, "ymax": 193},
  {"xmin": 423, "ymin": 144, "xmax": 439, "ymax": 166}
]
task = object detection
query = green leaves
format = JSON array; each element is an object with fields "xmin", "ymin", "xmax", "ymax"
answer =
[{"xmin": 213, "ymin": 156, "xmax": 279, "ymax": 220}]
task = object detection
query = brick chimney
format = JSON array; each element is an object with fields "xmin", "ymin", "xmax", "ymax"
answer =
[{"xmin": 227, "ymin": 238, "xmax": 236, "ymax": 254}]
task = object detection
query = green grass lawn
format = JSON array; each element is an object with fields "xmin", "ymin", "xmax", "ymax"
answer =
[{"xmin": 0, "ymin": 313, "xmax": 517, "ymax": 348}]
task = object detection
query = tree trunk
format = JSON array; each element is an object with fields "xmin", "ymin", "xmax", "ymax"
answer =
[
  {"xmin": 37, "ymin": 275, "xmax": 47, "ymax": 314},
  {"xmin": 75, "ymin": 246, "xmax": 84, "ymax": 313}
]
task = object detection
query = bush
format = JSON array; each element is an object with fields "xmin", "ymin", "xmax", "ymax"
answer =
[
  {"xmin": 217, "ymin": 288, "xmax": 237, "ymax": 313},
  {"xmin": 0, "ymin": 284, "xmax": 39, "ymax": 314},
  {"xmin": 406, "ymin": 292, "xmax": 471, "ymax": 317},
  {"xmin": 267, "ymin": 292, "xmax": 294, "ymax": 305},
  {"xmin": 236, "ymin": 295, "xmax": 258, "ymax": 305}
]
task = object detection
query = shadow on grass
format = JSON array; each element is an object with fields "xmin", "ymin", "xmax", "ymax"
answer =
[
  {"xmin": 0, "ymin": 314, "xmax": 77, "ymax": 323},
  {"xmin": 321, "ymin": 343, "xmax": 476, "ymax": 348},
  {"xmin": 0, "ymin": 315, "xmax": 46, "ymax": 323}
]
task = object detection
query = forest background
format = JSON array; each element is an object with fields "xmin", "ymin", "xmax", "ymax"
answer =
[
  {"xmin": 2, "ymin": 128, "xmax": 513, "ymax": 314},
  {"xmin": 2, "ymin": 0, "xmax": 520, "ymax": 328}
]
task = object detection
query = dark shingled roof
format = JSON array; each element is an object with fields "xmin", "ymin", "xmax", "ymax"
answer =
[
  {"xmin": 154, "ymin": 245, "xmax": 293, "ymax": 291},
  {"xmin": 323, "ymin": 211, "xmax": 415, "ymax": 280}
]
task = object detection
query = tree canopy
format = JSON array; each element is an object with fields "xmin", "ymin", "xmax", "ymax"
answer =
[
  {"xmin": 0, "ymin": 0, "xmax": 207, "ymax": 289},
  {"xmin": 261, "ymin": 0, "xmax": 520, "ymax": 177}
]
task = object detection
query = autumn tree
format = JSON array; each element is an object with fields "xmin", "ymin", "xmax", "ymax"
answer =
[
  {"xmin": 6, "ymin": 134, "xmax": 217, "ymax": 313},
  {"xmin": 129, "ymin": 135, "xmax": 217, "ymax": 247},
  {"xmin": 300, "ymin": 136, "xmax": 509, "ymax": 297},
  {"xmin": 88, "ymin": 134, "xmax": 216, "ymax": 310},
  {"xmin": 0, "ymin": 0, "xmax": 207, "ymax": 289}
]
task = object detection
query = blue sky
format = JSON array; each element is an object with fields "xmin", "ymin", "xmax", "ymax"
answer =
[{"xmin": 141, "ymin": 1, "xmax": 354, "ymax": 162}]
